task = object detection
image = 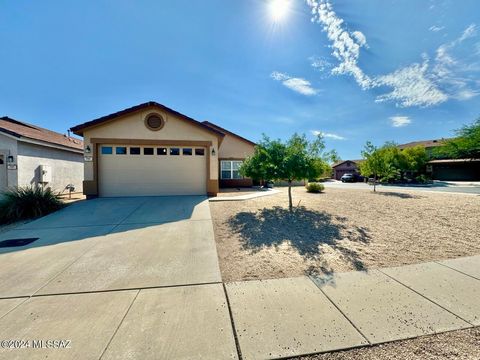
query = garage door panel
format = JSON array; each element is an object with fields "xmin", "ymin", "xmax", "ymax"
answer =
[{"xmin": 99, "ymin": 145, "xmax": 206, "ymax": 197}]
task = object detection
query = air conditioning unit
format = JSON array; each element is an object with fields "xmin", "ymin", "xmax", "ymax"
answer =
[{"xmin": 39, "ymin": 165, "xmax": 52, "ymax": 183}]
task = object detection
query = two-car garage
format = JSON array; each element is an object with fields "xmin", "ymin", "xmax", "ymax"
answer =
[
  {"xmin": 71, "ymin": 102, "xmax": 224, "ymax": 198},
  {"xmin": 98, "ymin": 144, "xmax": 207, "ymax": 197}
]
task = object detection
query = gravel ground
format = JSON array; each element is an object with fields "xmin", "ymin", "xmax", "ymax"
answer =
[
  {"xmin": 295, "ymin": 328, "xmax": 480, "ymax": 360},
  {"xmin": 210, "ymin": 187, "xmax": 480, "ymax": 282}
]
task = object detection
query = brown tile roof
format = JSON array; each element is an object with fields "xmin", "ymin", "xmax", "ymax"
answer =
[
  {"xmin": 70, "ymin": 101, "xmax": 225, "ymax": 139},
  {"xmin": 202, "ymin": 121, "xmax": 256, "ymax": 146},
  {"xmin": 397, "ymin": 139, "xmax": 449, "ymax": 149},
  {"xmin": 332, "ymin": 159, "xmax": 364, "ymax": 168},
  {"xmin": 0, "ymin": 116, "xmax": 83, "ymax": 151}
]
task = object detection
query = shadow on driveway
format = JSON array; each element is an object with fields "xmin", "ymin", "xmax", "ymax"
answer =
[{"xmin": 228, "ymin": 206, "xmax": 371, "ymax": 274}]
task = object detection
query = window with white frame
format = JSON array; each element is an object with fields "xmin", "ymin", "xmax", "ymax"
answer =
[{"xmin": 221, "ymin": 160, "xmax": 243, "ymax": 179}]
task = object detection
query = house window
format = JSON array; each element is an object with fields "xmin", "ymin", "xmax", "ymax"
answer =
[
  {"xmin": 195, "ymin": 148, "xmax": 205, "ymax": 156},
  {"xmin": 115, "ymin": 147, "xmax": 127, "ymax": 155},
  {"xmin": 157, "ymin": 147, "xmax": 167, "ymax": 155},
  {"xmin": 221, "ymin": 160, "xmax": 243, "ymax": 179},
  {"xmin": 183, "ymin": 148, "xmax": 192, "ymax": 156},
  {"xmin": 130, "ymin": 147, "xmax": 141, "ymax": 155},
  {"xmin": 144, "ymin": 147, "xmax": 154, "ymax": 155},
  {"xmin": 101, "ymin": 146, "xmax": 113, "ymax": 155},
  {"xmin": 170, "ymin": 148, "xmax": 180, "ymax": 156}
]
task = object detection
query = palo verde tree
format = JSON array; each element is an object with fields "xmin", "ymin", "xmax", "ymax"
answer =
[{"xmin": 240, "ymin": 133, "xmax": 329, "ymax": 211}]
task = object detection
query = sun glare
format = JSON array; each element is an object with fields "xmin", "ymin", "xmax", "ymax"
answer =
[{"xmin": 269, "ymin": 0, "xmax": 290, "ymax": 22}]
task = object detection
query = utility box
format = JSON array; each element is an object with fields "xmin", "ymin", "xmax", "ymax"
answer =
[{"xmin": 39, "ymin": 165, "xmax": 52, "ymax": 183}]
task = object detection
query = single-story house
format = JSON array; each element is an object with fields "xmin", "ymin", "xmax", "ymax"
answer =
[
  {"xmin": 399, "ymin": 138, "xmax": 479, "ymax": 180},
  {"xmin": 427, "ymin": 159, "xmax": 480, "ymax": 181},
  {"xmin": 0, "ymin": 116, "xmax": 84, "ymax": 192},
  {"xmin": 332, "ymin": 160, "xmax": 363, "ymax": 180},
  {"xmin": 70, "ymin": 102, "xmax": 256, "ymax": 197}
]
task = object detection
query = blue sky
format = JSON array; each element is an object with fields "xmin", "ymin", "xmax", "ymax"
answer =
[{"xmin": 1, "ymin": 0, "xmax": 479, "ymax": 159}]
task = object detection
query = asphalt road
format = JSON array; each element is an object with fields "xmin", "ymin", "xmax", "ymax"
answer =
[{"xmin": 324, "ymin": 181, "xmax": 480, "ymax": 195}]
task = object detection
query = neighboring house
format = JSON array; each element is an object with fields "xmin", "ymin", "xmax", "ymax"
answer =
[
  {"xmin": 427, "ymin": 159, "xmax": 480, "ymax": 181},
  {"xmin": 0, "ymin": 116, "xmax": 84, "ymax": 192},
  {"xmin": 397, "ymin": 138, "xmax": 447, "ymax": 157},
  {"xmin": 332, "ymin": 160, "xmax": 363, "ymax": 180},
  {"xmin": 70, "ymin": 102, "xmax": 256, "ymax": 198},
  {"xmin": 398, "ymin": 138, "xmax": 479, "ymax": 181}
]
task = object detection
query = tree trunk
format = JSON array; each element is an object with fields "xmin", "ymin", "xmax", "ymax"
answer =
[
  {"xmin": 373, "ymin": 174, "xmax": 377, "ymax": 192},
  {"xmin": 288, "ymin": 180, "xmax": 293, "ymax": 211}
]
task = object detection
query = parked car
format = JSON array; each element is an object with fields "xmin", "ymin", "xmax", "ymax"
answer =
[{"xmin": 341, "ymin": 173, "xmax": 356, "ymax": 183}]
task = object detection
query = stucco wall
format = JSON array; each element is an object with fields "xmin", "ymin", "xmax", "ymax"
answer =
[
  {"xmin": 82, "ymin": 107, "xmax": 220, "ymax": 189},
  {"xmin": 218, "ymin": 133, "xmax": 254, "ymax": 159},
  {"xmin": 17, "ymin": 142, "xmax": 84, "ymax": 192},
  {"xmin": 0, "ymin": 133, "xmax": 19, "ymax": 188}
]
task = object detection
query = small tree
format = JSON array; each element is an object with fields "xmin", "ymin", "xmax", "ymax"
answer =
[
  {"xmin": 240, "ymin": 133, "xmax": 328, "ymax": 211},
  {"xmin": 359, "ymin": 141, "xmax": 384, "ymax": 192}
]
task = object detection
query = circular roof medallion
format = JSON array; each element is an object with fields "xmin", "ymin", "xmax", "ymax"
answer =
[{"xmin": 145, "ymin": 113, "xmax": 165, "ymax": 131}]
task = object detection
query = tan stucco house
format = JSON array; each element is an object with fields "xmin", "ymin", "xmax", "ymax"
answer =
[
  {"xmin": 70, "ymin": 102, "xmax": 256, "ymax": 197},
  {"xmin": 0, "ymin": 117, "xmax": 84, "ymax": 192}
]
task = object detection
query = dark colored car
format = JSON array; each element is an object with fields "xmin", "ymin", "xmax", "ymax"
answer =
[{"xmin": 341, "ymin": 173, "xmax": 356, "ymax": 183}]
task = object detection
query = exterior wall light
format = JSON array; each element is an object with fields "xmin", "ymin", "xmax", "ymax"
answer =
[
  {"xmin": 85, "ymin": 145, "xmax": 92, "ymax": 154},
  {"xmin": 211, "ymin": 148, "xmax": 216, "ymax": 156},
  {"xmin": 7, "ymin": 155, "xmax": 14, "ymax": 163}
]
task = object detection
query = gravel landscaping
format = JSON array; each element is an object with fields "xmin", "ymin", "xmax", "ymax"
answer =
[
  {"xmin": 211, "ymin": 187, "xmax": 480, "ymax": 282},
  {"xmin": 297, "ymin": 328, "xmax": 480, "ymax": 360}
]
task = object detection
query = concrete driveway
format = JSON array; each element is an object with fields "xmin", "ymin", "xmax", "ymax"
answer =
[
  {"xmin": 0, "ymin": 196, "xmax": 237, "ymax": 359},
  {"xmin": 0, "ymin": 196, "xmax": 222, "ymax": 297}
]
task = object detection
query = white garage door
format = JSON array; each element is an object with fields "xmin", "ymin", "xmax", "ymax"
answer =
[{"xmin": 98, "ymin": 145, "xmax": 207, "ymax": 197}]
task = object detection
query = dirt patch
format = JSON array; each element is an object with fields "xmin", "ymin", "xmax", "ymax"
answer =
[
  {"xmin": 210, "ymin": 187, "xmax": 480, "ymax": 281},
  {"xmin": 296, "ymin": 328, "xmax": 480, "ymax": 360}
]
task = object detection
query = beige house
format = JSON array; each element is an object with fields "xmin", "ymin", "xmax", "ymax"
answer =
[
  {"xmin": 71, "ymin": 102, "xmax": 255, "ymax": 197},
  {"xmin": 0, "ymin": 117, "xmax": 84, "ymax": 192}
]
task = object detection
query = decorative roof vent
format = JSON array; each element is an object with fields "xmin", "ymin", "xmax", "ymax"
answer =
[{"xmin": 145, "ymin": 113, "xmax": 165, "ymax": 131}]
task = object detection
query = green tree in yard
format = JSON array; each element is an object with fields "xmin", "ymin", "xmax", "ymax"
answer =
[
  {"xmin": 240, "ymin": 133, "xmax": 329, "ymax": 211},
  {"xmin": 402, "ymin": 145, "xmax": 428, "ymax": 173},
  {"xmin": 434, "ymin": 118, "xmax": 480, "ymax": 159},
  {"xmin": 359, "ymin": 141, "xmax": 384, "ymax": 192}
]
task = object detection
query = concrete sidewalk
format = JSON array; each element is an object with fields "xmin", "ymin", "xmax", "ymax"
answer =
[
  {"xmin": 0, "ymin": 255, "xmax": 478, "ymax": 359},
  {"xmin": 225, "ymin": 256, "xmax": 480, "ymax": 359}
]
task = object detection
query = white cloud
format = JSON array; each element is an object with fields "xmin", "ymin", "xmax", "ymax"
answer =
[
  {"xmin": 270, "ymin": 71, "xmax": 319, "ymax": 96},
  {"xmin": 429, "ymin": 25, "xmax": 444, "ymax": 32},
  {"xmin": 306, "ymin": 1, "xmax": 480, "ymax": 107},
  {"xmin": 352, "ymin": 31, "xmax": 368, "ymax": 47},
  {"xmin": 459, "ymin": 24, "xmax": 476, "ymax": 42},
  {"xmin": 311, "ymin": 130, "xmax": 346, "ymax": 140},
  {"xmin": 309, "ymin": 56, "xmax": 332, "ymax": 72},
  {"xmin": 375, "ymin": 60, "xmax": 448, "ymax": 107},
  {"xmin": 307, "ymin": 0, "xmax": 372, "ymax": 89},
  {"xmin": 390, "ymin": 116, "xmax": 412, "ymax": 127}
]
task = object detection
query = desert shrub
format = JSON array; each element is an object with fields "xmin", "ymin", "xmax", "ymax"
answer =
[
  {"xmin": 415, "ymin": 174, "xmax": 432, "ymax": 184},
  {"xmin": 306, "ymin": 182, "xmax": 324, "ymax": 193},
  {"xmin": 0, "ymin": 186, "xmax": 64, "ymax": 224}
]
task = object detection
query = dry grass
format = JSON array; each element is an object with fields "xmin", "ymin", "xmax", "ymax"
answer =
[{"xmin": 210, "ymin": 187, "xmax": 480, "ymax": 282}]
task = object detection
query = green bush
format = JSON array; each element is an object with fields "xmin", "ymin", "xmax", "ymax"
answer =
[
  {"xmin": 415, "ymin": 174, "xmax": 431, "ymax": 184},
  {"xmin": 306, "ymin": 182, "xmax": 324, "ymax": 193},
  {"xmin": 0, "ymin": 186, "xmax": 64, "ymax": 224}
]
